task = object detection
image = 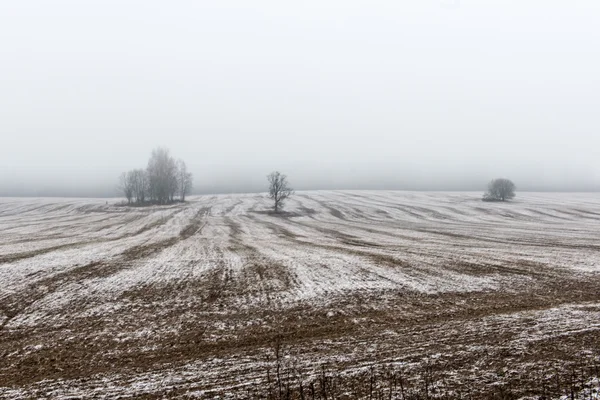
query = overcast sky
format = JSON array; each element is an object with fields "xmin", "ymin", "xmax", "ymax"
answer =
[{"xmin": 1, "ymin": 1, "xmax": 599, "ymax": 196}]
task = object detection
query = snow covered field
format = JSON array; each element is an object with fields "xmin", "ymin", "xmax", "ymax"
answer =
[{"xmin": 1, "ymin": 191, "xmax": 599, "ymax": 398}]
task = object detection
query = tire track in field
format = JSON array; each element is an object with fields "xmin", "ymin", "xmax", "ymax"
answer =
[
  {"xmin": 0, "ymin": 204, "xmax": 213, "ymax": 329},
  {"xmin": 0, "ymin": 208, "xmax": 185, "ymax": 265},
  {"xmin": 245, "ymin": 198, "xmax": 571, "ymax": 292},
  {"xmin": 0, "ymin": 213, "xmax": 144, "ymax": 247},
  {"xmin": 286, "ymin": 195, "xmax": 600, "ymax": 277},
  {"xmin": 267, "ymin": 214, "xmax": 561, "ymax": 282},
  {"xmin": 222, "ymin": 216, "xmax": 299, "ymax": 305},
  {"xmin": 296, "ymin": 194, "xmax": 347, "ymax": 220},
  {"xmin": 342, "ymin": 192, "xmax": 461, "ymax": 221},
  {"xmin": 333, "ymin": 192, "xmax": 430, "ymax": 220},
  {"xmin": 241, "ymin": 211, "xmax": 450, "ymax": 295}
]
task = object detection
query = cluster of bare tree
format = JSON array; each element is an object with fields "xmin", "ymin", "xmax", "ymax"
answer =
[{"xmin": 119, "ymin": 147, "xmax": 193, "ymax": 205}]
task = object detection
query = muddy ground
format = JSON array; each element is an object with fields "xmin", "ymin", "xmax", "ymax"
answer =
[{"xmin": 0, "ymin": 192, "xmax": 599, "ymax": 398}]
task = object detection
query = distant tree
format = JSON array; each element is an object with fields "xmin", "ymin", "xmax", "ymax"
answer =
[
  {"xmin": 130, "ymin": 169, "xmax": 148, "ymax": 205},
  {"xmin": 118, "ymin": 147, "xmax": 190, "ymax": 206},
  {"xmin": 168, "ymin": 170, "xmax": 179, "ymax": 203},
  {"xmin": 146, "ymin": 147, "xmax": 177, "ymax": 205},
  {"xmin": 267, "ymin": 171, "xmax": 293, "ymax": 212},
  {"xmin": 177, "ymin": 159, "xmax": 193, "ymax": 202},
  {"xmin": 483, "ymin": 178, "xmax": 516, "ymax": 202},
  {"xmin": 118, "ymin": 171, "xmax": 135, "ymax": 205}
]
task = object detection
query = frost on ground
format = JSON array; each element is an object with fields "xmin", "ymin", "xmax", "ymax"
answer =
[{"xmin": 0, "ymin": 192, "xmax": 599, "ymax": 398}]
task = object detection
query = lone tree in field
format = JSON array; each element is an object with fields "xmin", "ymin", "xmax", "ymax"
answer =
[
  {"xmin": 483, "ymin": 178, "xmax": 516, "ymax": 202},
  {"xmin": 267, "ymin": 171, "xmax": 293, "ymax": 213}
]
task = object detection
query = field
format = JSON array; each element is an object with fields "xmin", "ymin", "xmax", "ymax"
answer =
[{"xmin": 1, "ymin": 191, "xmax": 599, "ymax": 399}]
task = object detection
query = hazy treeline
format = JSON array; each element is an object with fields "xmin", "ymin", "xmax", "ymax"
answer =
[{"xmin": 119, "ymin": 147, "xmax": 193, "ymax": 205}]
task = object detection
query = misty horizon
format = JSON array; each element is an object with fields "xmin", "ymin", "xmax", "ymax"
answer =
[
  {"xmin": 1, "ymin": 157, "xmax": 598, "ymax": 198},
  {"xmin": 2, "ymin": 1, "xmax": 599, "ymax": 197}
]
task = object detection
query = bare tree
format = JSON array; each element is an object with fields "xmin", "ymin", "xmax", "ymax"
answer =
[
  {"xmin": 168, "ymin": 170, "xmax": 179, "ymax": 203},
  {"xmin": 483, "ymin": 178, "xmax": 516, "ymax": 202},
  {"xmin": 118, "ymin": 171, "xmax": 135, "ymax": 205},
  {"xmin": 267, "ymin": 171, "xmax": 293, "ymax": 213},
  {"xmin": 146, "ymin": 147, "xmax": 177, "ymax": 204},
  {"xmin": 118, "ymin": 147, "xmax": 190, "ymax": 206},
  {"xmin": 177, "ymin": 159, "xmax": 193, "ymax": 202},
  {"xmin": 130, "ymin": 169, "xmax": 148, "ymax": 205}
]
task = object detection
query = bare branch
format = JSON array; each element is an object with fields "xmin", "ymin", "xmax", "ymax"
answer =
[{"xmin": 267, "ymin": 171, "xmax": 294, "ymax": 213}]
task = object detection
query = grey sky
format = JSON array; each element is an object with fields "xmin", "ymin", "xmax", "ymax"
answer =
[{"xmin": 1, "ymin": 1, "xmax": 599, "ymax": 196}]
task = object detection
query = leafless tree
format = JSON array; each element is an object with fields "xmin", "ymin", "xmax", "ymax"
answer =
[
  {"xmin": 146, "ymin": 147, "xmax": 177, "ymax": 204},
  {"xmin": 118, "ymin": 147, "xmax": 191, "ymax": 206},
  {"xmin": 118, "ymin": 171, "xmax": 135, "ymax": 205},
  {"xmin": 267, "ymin": 171, "xmax": 293, "ymax": 212},
  {"xmin": 177, "ymin": 159, "xmax": 193, "ymax": 202},
  {"xmin": 168, "ymin": 171, "xmax": 179, "ymax": 203},
  {"xmin": 130, "ymin": 169, "xmax": 148, "ymax": 204},
  {"xmin": 483, "ymin": 178, "xmax": 516, "ymax": 202}
]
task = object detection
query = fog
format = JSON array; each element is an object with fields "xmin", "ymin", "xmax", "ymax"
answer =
[{"xmin": 1, "ymin": 1, "xmax": 599, "ymax": 197}]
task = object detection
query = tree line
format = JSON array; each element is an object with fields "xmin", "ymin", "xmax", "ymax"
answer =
[
  {"xmin": 119, "ymin": 147, "xmax": 193, "ymax": 205},
  {"xmin": 120, "ymin": 153, "xmax": 515, "ymax": 209}
]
